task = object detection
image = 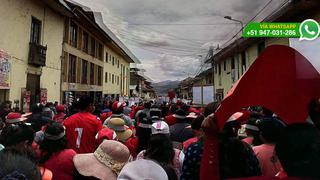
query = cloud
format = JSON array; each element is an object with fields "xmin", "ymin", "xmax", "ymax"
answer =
[{"xmin": 73, "ymin": 0, "xmax": 287, "ymax": 82}]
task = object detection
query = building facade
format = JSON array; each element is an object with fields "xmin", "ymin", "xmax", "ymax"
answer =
[
  {"xmin": 61, "ymin": 2, "xmax": 138, "ymax": 103},
  {"xmin": 103, "ymin": 46, "xmax": 131, "ymax": 98},
  {"xmin": 61, "ymin": 5, "xmax": 105, "ymax": 103},
  {"xmin": 210, "ymin": 0, "xmax": 320, "ymax": 100},
  {"xmin": 0, "ymin": 0, "xmax": 72, "ymax": 111}
]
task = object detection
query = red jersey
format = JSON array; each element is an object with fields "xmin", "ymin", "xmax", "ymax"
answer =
[
  {"xmin": 43, "ymin": 149, "xmax": 76, "ymax": 180},
  {"xmin": 63, "ymin": 112, "xmax": 102, "ymax": 153}
]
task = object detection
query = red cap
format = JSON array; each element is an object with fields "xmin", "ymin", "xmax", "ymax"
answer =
[
  {"xmin": 6, "ymin": 112, "xmax": 27, "ymax": 124},
  {"xmin": 112, "ymin": 101, "xmax": 126, "ymax": 112}
]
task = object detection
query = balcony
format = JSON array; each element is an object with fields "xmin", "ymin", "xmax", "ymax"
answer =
[{"xmin": 28, "ymin": 42, "xmax": 47, "ymax": 66}]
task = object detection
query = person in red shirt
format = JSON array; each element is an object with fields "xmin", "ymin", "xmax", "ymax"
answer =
[
  {"xmin": 253, "ymin": 118, "xmax": 284, "ymax": 177},
  {"xmin": 165, "ymin": 104, "xmax": 178, "ymax": 126},
  {"xmin": 63, "ymin": 96, "xmax": 102, "ymax": 153},
  {"xmin": 183, "ymin": 115, "xmax": 204, "ymax": 151},
  {"xmin": 53, "ymin": 105, "xmax": 65, "ymax": 123},
  {"xmin": 39, "ymin": 121, "xmax": 76, "ymax": 180}
]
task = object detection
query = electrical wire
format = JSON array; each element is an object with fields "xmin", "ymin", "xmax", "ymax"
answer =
[{"xmin": 220, "ymin": 0, "xmax": 275, "ymax": 48}]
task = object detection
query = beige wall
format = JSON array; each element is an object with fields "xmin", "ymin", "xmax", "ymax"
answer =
[
  {"xmin": 214, "ymin": 37, "xmax": 290, "ymax": 97},
  {"xmin": 0, "ymin": 0, "xmax": 64, "ymax": 104},
  {"xmin": 103, "ymin": 46, "xmax": 130, "ymax": 96}
]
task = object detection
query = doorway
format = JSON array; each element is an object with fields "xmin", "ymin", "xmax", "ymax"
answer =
[{"xmin": 26, "ymin": 73, "xmax": 40, "ymax": 106}]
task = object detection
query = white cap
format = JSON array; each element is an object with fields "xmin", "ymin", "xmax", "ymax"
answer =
[
  {"xmin": 151, "ymin": 121, "xmax": 170, "ymax": 135},
  {"xmin": 118, "ymin": 159, "xmax": 168, "ymax": 180}
]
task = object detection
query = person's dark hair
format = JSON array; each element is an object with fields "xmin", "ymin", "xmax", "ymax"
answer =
[
  {"xmin": 161, "ymin": 163, "xmax": 178, "ymax": 180},
  {"xmin": 181, "ymin": 104, "xmax": 190, "ymax": 113},
  {"xmin": 150, "ymin": 108, "xmax": 162, "ymax": 118},
  {"xmin": 144, "ymin": 134, "xmax": 175, "ymax": 165},
  {"xmin": 191, "ymin": 115, "xmax": 205, "ymax": 130},
  {"xmin": 309, "ymin": 99, "xmax": 320, "ymax": 129},
  {"xmin": 0, "ymin": 124, "xmax": 34, "ymax": 147},
  {"xmin": 169, "ymin": 104, "xmax": 178, "ymax": 114},
  {"xmin": 0, "ymin": 151, "xmax": 41, "ymax": 180},
  {"xmin": 203, "ymin": 102, "xmax": 220, "ymax": 117},
  {"xmin": 257, "ymin": 118, "xmax": 285, "ymax": 144},
  {"xmin": 78, "ymin": 95, "xmax": 94, "ymax": 111},
  {"xmin": 219, "ymin": 138, "xmax": 261, "ymax": 179},
  {"xmin": 275, "ymin": 123, "xmax": 320, "ymax": 179},
  {"xmin": 136, "ymin": 112, "xmax": 152, "ymax": 154},
  {"xmin": 143, "ymin": 102, "xmax": 151, "ymax": 109},
  {"xmin": 39, "ymin": 121, "xmax": 67, "ymax": 164},
  {"xmin": 221, "ymin": 121, "xmax": 240, "ymax": 138},
  {"xmin": 262, "ymin": 107, "xmax": 273, "ymax": 117}
]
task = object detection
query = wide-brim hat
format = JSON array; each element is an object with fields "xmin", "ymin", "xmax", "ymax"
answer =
[
  {"xmin": 173, "ymin": 109, "xmax": 187, "ymax": 119},
  {"xmin": 115, "ymin": 129, "xmax": 133, "ymax": 142},
  {"xmin": 5, "ymin": 112, "xmax": 27, "ymax": 124},
  {"xmin": 73, "ymin": 140, "xmax": 130, "ymax": 180},
  {"xmin": 74, "ymin": 153, "xmax": 117, "ymax": 180}
]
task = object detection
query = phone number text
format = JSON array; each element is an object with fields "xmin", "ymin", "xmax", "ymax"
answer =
[{"xmin": 245, "ymin": 29, "xmax": 297, "ymax": 37}]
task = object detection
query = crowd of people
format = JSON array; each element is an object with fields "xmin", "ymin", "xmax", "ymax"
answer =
[{"xmin": 0, "ymin": 96, "xmax": 319, "ymax": 180}]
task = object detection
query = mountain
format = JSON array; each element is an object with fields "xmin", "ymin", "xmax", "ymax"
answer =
[{"xmin": 153, "ymin": 80, "xmax": 180, "ymax": 96}]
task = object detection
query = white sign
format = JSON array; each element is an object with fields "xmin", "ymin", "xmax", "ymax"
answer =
[
  {"xmin": 203, "ymin": 86, "xmax": 214, "ymax": 105},
  {"xmin": 192, "ymin": 87, "xmax": 202, "ymax": 104}
]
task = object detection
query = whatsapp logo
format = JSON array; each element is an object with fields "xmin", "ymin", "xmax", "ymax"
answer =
[{"xmin": 299, "ymin": 19, "xmax": 320, "ymax": 41}]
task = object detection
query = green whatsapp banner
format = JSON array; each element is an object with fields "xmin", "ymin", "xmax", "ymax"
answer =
[{"xmin": 243, "ymin": 20, "xmax": 320, "ymax": 40}]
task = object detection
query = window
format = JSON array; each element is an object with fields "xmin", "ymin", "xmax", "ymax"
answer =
[
  {"xmin": 81, "ymin": 60, "xmax": 88, "ymax": 84},
  {"xmin": 69, "ymin": 21, "xmax": 78, "ymax": 47},
  {"xmin": 68, "ymin": 54, "xmax": 77, "ymax": 83},
  {"xmin": 218, "ymin": 62, "xmax": 221, "ymax": 75},
  {"xmin": 97, "ymin": 66, "xmax": 102, "ymax": 86},
  {"xmin": 105, "ymin": 72, "xmax": 108, "ymax": 83},
  {"xmin": 90, "ymin": 37, "xmax": 96, "ymax": 57},
  {"xmin": 109, "ymin": 73, "xmax": 111, "ymax": 82},
  {"xmin": 112, "ymin": 57, "xmax": 115, "ymax": 66},
  {"xmin": 231, "ymin": 57, "xmax": 235, "ymax": 69},
  {"xmin": 82, "ymin": 31, "xmax": 89, "ymax": 53},
  {"xmin": 117, "ymin": 60, "xmax": 119, "ymax": 68},
  {"xmin": 241, "ymin": 51, "xmax": 246, "ymax": 74},
  {"xmin": 98, "ymin": 43, "xmax": 103, "ymax": 60},
  {"xmin": 117, "ymin": 76, "xmax": 119, "ymax": 85},
  {"xmin": 223, "ymin": 61, "xmax": 226, "ymax": 71},
  {"xmin": 109, "ymin": 54, "xmax": 111, "ymax": 63},
  {"xmin": 30, "ymin": 17, "xmax": 41, "ymax": 44},
  {"xmin": 105, "ymin": 52, "xmax": 108, "ymax": 62},
  {"xmin": 112, "ymin": 74, "xmax": 114, "ymax": 84},
  {"xmin": 257, "ymin": 41, "xmax": 265, "ymax": 55},
  {"xmin": 90, "ymin": 63, "xmax": 95, "ymax": 85}
]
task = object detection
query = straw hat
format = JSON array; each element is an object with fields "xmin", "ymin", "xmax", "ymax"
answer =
[
  {"xmin": 73, "ymin": 140, "xmax": 131, "ymax": 180},
  {"xmin": 107, "ymin": 118, "xmax": 133, "ymax": 142}
]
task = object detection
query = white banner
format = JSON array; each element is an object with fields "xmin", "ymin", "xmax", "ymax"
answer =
[
  {"xmin": 192, "ymin": 87, "xmax": 202, "ymax": 104},
  {"xmin": 203, "ymin": 86, "xmax": 214, "ymax": 105},
  {"xmin": 289, "ymin": 38, "xmax": 320, "ymax": 73}
]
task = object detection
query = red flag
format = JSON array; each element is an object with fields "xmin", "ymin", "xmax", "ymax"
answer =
[
  {"xmin": 200, "ymin": 45, "xmax": 320, "ymax": 180},
  {"xmin": 215, "ymin": 45, "xmax": 320, "ymax": 129}
]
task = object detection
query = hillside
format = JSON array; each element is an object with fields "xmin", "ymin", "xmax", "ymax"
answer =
[{"xmin": 153, "ymin": 80, "xmax": 180, "ymax": 96}]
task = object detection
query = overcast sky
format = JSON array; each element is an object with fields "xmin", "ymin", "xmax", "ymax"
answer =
[{"xmin": 73, "ymin": 0, "xmax": 287, "ymax": 82}]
